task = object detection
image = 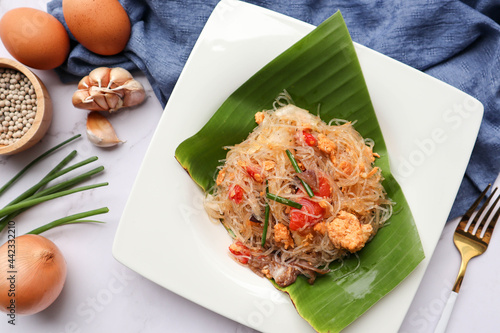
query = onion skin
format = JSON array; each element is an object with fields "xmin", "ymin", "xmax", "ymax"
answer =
[{"xmin": 0, "ymin": 235, "xmax": 67, "ymax": 315}]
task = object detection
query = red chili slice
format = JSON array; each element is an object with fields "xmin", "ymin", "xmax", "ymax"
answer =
[
  {"xmin": 315, "ymin": 176, "xmax": 332, "ymax": 198},
  {"xmin": 303, "ymin": 130, "xmax": 317, "ymax": 147},
  {"xmin": 289, "ymin": 198, "xmax": 325, "ymax": 231},
  {"xmin": 245, "ymin": 165, "xmax": 263, "ymax": 182},
  {"xmin": 229, "ymin": 241, "xmax": 251, "ymax": 264},
  {"xmin": 229, "ymin": 184, "xmax": 244, "ymax": 204}
]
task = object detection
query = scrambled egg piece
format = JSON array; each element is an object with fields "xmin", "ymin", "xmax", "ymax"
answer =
[
  {"xmin": 274, "ymin": 223, "xmax": 294, "ymax": 249},
  {"xmin": 327, "ymin": 211, "xmax": 373, "ymax": 253},
  {"xmin": 313, "ymin": 221, "xmax": 327, "ymax": 234},
  {"xmin": 263, "ymin": 160, "xmax": 276, "ymax": 171},
  {"xmin": 216, "ymin": 168, "xmax": 226, "ymax": 186},
  {"xmin": 317, "ymin": 133, "xmax": 336, "ymax": 154},
  {"xmin": 255, "ymin": 111, "xmax": 266, "ymax": 125}
]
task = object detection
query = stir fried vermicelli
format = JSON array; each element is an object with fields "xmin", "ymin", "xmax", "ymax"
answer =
[{"xmin": 204, "ymin": 104, "xmax": 393, "ymax": 287}]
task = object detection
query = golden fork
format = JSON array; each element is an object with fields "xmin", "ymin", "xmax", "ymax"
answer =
[{"xmin": 435, "ymin": 184, "xmax": 500, "ymax": 333}]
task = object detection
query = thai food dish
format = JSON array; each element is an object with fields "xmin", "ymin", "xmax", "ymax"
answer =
[{"xmin": 204, "ymin": 102, "xmax": 393, "ymax": 287}]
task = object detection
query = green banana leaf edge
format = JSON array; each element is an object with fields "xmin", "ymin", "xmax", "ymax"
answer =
[{"xmin": 175, "ymin": 11, "xmax": 424, "ymax": 333}]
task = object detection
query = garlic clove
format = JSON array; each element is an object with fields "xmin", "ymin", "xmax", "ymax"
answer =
[
  {"xmin": 104, "ymin": 92, "xmax": 123, "ymax": 112},
  {"xmin": 72, "ymin": 90, "xmax": 106, "ymax": 111},
  {"xmin": 89, "ymin": 86, "xmax": 109, "ymax": 110},
  {"xmin": 77, "ymin": 75, "xmax": 92, "ymax": 90},
  {"xmin": 121, "ymin": 79, "xmax": 146, "ymax": 107},
  {"xmin": 88, "ymin": 67, "xmax": 111, "ymax": 88},
  {"xmin": 72, "ymin": 89, "xmax": 90, "ymax": 105},
  {"xmin": 86, "ymin": 112, "xmax": 123, "ymax": 147},
  {"xmin": 108, "ymin": 67, "xmax": 133, "ymax": 88}
]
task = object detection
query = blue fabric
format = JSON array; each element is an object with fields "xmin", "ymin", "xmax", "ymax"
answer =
[{"xmin": 47, "ymin": 0, "xmax": 500, "ymax": 220}]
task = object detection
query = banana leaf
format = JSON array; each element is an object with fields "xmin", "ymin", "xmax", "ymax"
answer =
[{"xmin": 175, "ymin": 11, "xmax": 424, "ymax": 333}]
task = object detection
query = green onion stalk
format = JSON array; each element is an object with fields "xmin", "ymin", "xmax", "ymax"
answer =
[
  {"xmin": 0, "ymin": 135, "xmax": 109, "ymax": 235},
  {"xmin": 286, "ymin": 149, "xmax": 314, "ymax": 198}
]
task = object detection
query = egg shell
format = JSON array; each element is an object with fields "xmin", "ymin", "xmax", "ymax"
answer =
[
  {"xmin": 0, "ymin": 8, "xmax": 70, "ymax": 70},
  {"xmin": 63, "ymin": 0, "xmax": 131, "ymax": 56}
]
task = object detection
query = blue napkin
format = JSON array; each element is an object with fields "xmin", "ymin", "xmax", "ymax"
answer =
[{"xmin": 47, "ymin": 0, "xmax": 500, "ymax": 220}]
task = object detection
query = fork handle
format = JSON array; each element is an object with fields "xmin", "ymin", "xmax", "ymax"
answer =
[{"xmin": 434, "ymin": 291, "xmax": 458, "ymax": 333}]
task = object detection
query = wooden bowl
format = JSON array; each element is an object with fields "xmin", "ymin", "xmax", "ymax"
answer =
[{"xmin": 0, "ymin": 58, "xmax": 52, "ymax": 155}]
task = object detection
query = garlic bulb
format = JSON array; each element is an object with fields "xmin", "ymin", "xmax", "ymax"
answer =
[
  {"xmin": 72, "ymin": 67, "xmax": 146, "ymax": 112},
  {"xmin": 86, "ymin": 112, "xmax": 122, "ymax": 147}
]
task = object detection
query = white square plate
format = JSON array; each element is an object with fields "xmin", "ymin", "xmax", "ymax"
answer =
[{"xmin": 113, "ymin": 1, "xmax": 483, "ymax": 332}]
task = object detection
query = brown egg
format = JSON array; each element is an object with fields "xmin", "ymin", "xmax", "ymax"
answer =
[
  {"xmin": 0, "ymin": 8, "xmax": 70, "ymax": 70},
  {"xmin": 62, "ymin": 0, "xmax": 131, "ymax": 56}
]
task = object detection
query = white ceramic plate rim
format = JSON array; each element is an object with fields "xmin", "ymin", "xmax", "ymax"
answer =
[{"xmin": 113, "ymin": 1, "xmax": 484, "ymax": 332}]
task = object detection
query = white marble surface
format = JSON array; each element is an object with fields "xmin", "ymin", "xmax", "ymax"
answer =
[{"xmin": 0, "ymin": 1, "xmax": 499, "ymax": 333}]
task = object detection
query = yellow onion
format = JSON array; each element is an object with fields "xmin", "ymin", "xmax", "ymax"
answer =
[{"xmin": 0, "ymin": 234, "xmax": 67, "ymax": 315}]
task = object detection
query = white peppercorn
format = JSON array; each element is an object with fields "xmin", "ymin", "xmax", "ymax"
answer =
[{"xmin": 0, "ymin": 68, "xmax": 37, "ymax": 146}]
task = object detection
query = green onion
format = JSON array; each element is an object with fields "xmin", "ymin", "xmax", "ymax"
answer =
[
  {"xmin": 3, "ymin": 153, "xmax": 95, "ymax": 208},
  {"xmin": 0, "ymin": 182, "xmax": 108, "ymax": 218},
  {"xmin": 285, "ymin": 149, "xmax": 314, "ymax": 198},
  {"xmin": 26, "ymin": 207, "xmax": 109, "ymax": 235},
  {"xmin": 0, "ymin": 134, "xmax": 81, "ymax": 196},
  {"xmin": 39, "ymin": 150, "xmax": 78, "ymax": 185},
  {"xmin": 0, "ymin": 134, "xmax": 110, "ymax": 237},
  {"xmin": 261, "ymin": 180, "xmax": 270, "ymax": 247},
  {"xmin": 36, "ymin": 166, "xmax": 104, "ymax": 196},
  {"xmin": 261, "ymin": 205, "xmax": 270, "ymax": 247},
  {"xmin": 266, "ymin": 192, "xmax": 303, "ymax": 209},
  {"xmin": 0, "ymin": 166, "xmax": 105, "ymax": 232}
]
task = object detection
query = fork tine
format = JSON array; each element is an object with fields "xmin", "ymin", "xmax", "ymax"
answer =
[
  {"xmin": 469, "ymin": 187, "xmax": 497, "ymax": 233},
  {"xmin": 480, "ymin": 189, "xmax": 500, "ymax": 244},
  {"xmin": 476, "ymin": 187, "xmax": 499, "ymax": 236},
  {"xmin": 457, "ymin": 184, "xmax": 491, "ymax": 231}
]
